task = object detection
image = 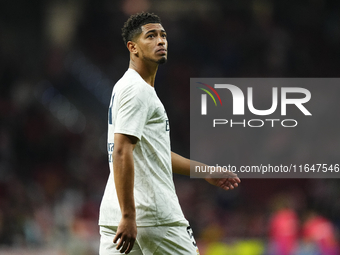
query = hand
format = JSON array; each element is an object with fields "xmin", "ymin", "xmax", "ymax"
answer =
[
  {"xmin": 205, "ymin": 171, "xmax": 241, "ymax": 191},
  {"xmin": 113, "ymin": 216, "xmax": 137, "ymax": 254}
]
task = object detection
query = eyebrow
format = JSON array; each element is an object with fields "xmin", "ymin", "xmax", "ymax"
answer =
[{"xmin": 145, "ymin": 29, "xmax": 166, "ymax": 35}]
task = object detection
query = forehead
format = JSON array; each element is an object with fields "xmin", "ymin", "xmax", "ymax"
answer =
[{"xmin": 141, "ymin": 23, "xmax": 165, "ymax": 33}]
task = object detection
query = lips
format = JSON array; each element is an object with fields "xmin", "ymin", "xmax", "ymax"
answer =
[{"xmin": 156, "ymin": 48, "xmax": 167, "ymax": 54}]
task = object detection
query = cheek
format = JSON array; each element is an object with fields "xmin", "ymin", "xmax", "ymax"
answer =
[
  {"xmin": 139, "ymin": 43, "xmax": 150, "ymax": 54},
  {"xmin": 145, "ymin": 44, "xmax": 155, "ymax": 54}
]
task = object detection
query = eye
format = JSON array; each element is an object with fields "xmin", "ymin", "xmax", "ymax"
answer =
[
  {"xmin": 147, "ymin": 34, "xmax": 154, "ymax": 38},
  {"xmin": 162, "ymin": 34, "xmax": 167, "ymax": 38}
]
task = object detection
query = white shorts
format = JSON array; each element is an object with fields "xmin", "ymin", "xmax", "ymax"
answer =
[{"xmin": 99, "ymin": 224, "xmax": 200, "ymax": 255}]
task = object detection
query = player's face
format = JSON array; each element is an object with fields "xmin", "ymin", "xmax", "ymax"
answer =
[{"xmin": 136, "ymin": 23, "xmax": 167, "ymax": 64}]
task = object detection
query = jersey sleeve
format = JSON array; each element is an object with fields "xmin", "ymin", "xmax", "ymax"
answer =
[{"xmin": 114, "ymin": 83, "xmax": 149, "ymax": 140}]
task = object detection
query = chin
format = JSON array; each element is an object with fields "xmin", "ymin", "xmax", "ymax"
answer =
[{"xmin": 157, "ymin": 57, "xmax": 167, "ymax": 64}]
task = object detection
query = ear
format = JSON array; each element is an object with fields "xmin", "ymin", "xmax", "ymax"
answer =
[{"xmin": 127, "ymin": 41, "xmax": 138, "ymax": 54}]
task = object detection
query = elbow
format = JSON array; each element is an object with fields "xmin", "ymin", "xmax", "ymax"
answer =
[
  {"xmin": 112, "ymin": 143, "xmax": 133, "ymax": 162},
  {"xmin": 112, "ymin": 145, "xmax": 124, "ymax": 161}
]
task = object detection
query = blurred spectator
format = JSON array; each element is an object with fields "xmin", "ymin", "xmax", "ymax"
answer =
[
  {"xmin": 268, "ymin": 194, "xmax": 299, "ymax": 255},
  {"xmin": 301, "ymin": 211, "xmax": 338, "ymax": 255}
]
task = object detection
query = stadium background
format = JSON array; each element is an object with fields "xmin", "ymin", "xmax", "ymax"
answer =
[{"xmin": 0, "ymin": 0, "xmax": 339, "ymax": 254}]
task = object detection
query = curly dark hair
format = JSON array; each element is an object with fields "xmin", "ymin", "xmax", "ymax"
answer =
[{"xmin": 121, "ymin": 12, "xmax": 162, "ymax": 45}]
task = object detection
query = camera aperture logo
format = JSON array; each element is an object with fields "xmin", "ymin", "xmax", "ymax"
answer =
[
  {"xmin": 197, "ymin": 82, "xmax": 312, "ymax": 128},
  {"xmin": 197, "ymin": 82, "xmax": 223, "ymax": 113}
]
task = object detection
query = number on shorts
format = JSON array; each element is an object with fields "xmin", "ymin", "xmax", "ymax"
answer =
[{"xmin": 186, "ymin": 226, "xmax": 197, "ymax": 247}]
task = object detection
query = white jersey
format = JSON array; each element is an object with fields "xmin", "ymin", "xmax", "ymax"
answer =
[{"xmin": 99, "ymin": 69, "xmax": 188, "ymax": 226}]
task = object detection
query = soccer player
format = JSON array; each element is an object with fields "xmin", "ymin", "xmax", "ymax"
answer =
[{"xmin": 99, "ymin": 12, "xmax": 240, "ymax": 255}]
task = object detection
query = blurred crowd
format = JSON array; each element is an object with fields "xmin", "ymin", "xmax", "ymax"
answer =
[{"xmin": 0, "ymin": 0, "xmax": 340, "ymax": 254}]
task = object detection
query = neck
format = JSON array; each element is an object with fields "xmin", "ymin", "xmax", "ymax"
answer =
[{"xmin": 129, "ymin": 57, "xmax": 158, "ymax": 87}]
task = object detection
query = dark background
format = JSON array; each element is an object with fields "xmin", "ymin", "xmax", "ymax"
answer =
[{"xmin": 0, "ymin": 0, "xmax": 339, "ymax": 254}]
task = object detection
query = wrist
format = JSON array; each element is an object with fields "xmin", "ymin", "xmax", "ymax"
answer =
[{"xmin": 122, "ymin": 211, "xmax": 136, "ymax": 220}]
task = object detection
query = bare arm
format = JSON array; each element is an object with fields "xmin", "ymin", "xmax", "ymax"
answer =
[
  {"xmin": 171, "ymin": 151, "xmax": 241, "ymax": 190},
  {"xmin": 112, "ymin": 133, "xmax": 138, "ymax": 254},
  {"xmin": 171, "ymin": 151, "xmax": 191, "ymax": 176}
]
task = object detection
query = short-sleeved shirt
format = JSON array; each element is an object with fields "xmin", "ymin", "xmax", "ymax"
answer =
[{"xmin": 99, "ymin": 68, "xmax": 188, "ymax": 226}]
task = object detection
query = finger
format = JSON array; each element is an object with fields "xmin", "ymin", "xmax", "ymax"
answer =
[
  {"xmin": 226, "ymin": 181, "xmax": 234, "ymax": 189},
  {"xmin": 120, "ymin": 237, "xmax": 130, "ymax": 253},
  {"xmin": 222, "ymin": 185, "xmax": 229, "ymax": 191},
  {"xmin": 229, "ymin": 177, "xmax": 240, "ymax": 185},
  {"xmin": 113, "ymin": 232, "xmax": 121, "ymax": 244},
  {"xmin": 220, "ymin": 180, "xmax": 230, "ymax": 190},
  {"xmin": 227, "ymin": 171, "xmax": 238, "ymax": 178},
  {"xmin": 218, "ymin": 179, "xmax": 225, "ymax": 187},
  {"xmin": 125, "ymin": 238, "xmax": 135, "ymax": 254},
  {"xmin": 232, "ymin": 179, "xmax": 238, "ymax": 186},
  {"xmin": 116, "ymin": 236, "xmax": 125, "ymax": 250}
]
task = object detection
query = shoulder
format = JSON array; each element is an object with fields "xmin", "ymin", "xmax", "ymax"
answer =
[{"xmin": 114, "ymin": 69, "xmax": 154, "ymax": 103}]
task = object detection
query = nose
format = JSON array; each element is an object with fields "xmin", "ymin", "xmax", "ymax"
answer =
[{"xmin": 157, "ymin": 35, "xmax": 166, "ymax": 45}]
